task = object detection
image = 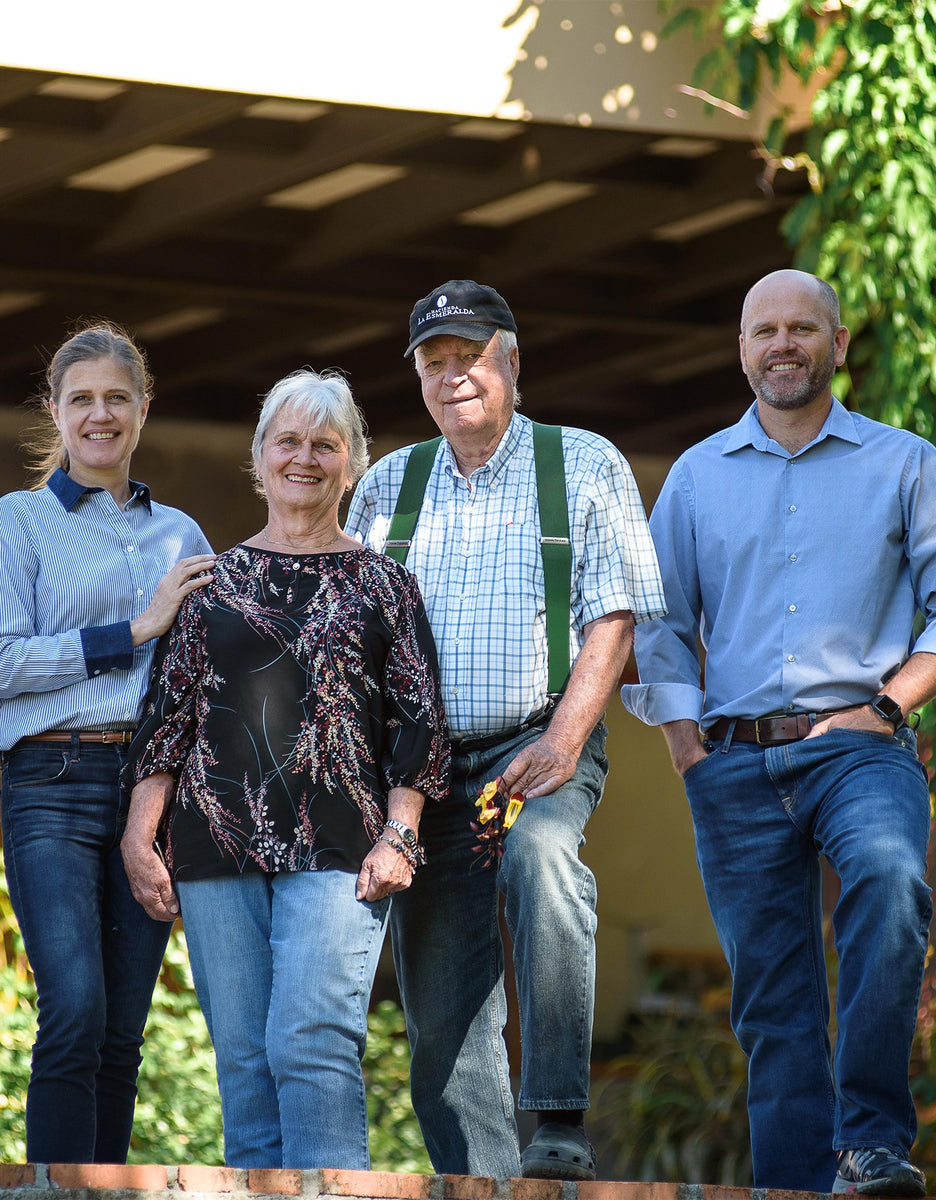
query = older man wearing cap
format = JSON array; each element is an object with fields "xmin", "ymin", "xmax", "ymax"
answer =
[{"xmin": 346, "ymin": 280, "xmax": 665, "ymax": 1180}]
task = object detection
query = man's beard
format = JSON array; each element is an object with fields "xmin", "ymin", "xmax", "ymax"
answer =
[{"xmin": 749, "ymin": 344, "xmax": 836, "ymax": 410}]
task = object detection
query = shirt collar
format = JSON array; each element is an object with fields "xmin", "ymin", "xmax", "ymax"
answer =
[
  {"xmin": 442, "ymin": 411, "xmax": 526, "ymax": 483},
  {"xmin": 722, "ymin": 398, "xmax": 863, "ymax": 456},
  {"xmin": 47, "ymin": 467, "xmax": 152, "ymax": 513}
]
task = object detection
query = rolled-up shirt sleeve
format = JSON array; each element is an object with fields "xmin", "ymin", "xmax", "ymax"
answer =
[
  {"xmin": 620, "ymin": 461, "xmax": 705, "ymax": 726},
  {"xmin": 574, "ymin": 438, "xmax": 666, "ymax": 628},
  {"xmin": 902, "ymin": 438, "xmax": 936, "ymax": 656}
]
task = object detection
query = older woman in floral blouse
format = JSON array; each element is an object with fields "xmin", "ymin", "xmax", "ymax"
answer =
[{"xmin": 121, "ymin": 368, "xmax": 448, "ymax": 1170}]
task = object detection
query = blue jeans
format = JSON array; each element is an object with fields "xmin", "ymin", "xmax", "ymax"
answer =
[
  {"xmin": 684, "ymin": 726, "xmax": 932, "ymax": 1191},
  {"xmin": 0, "ymin": 738, "xmax": 172, "ymax": 1163},
  {"xmin": 391, "ymin": 718, "xmax": 608, "ymax": 1176},
  {"xmin": 178, "ymin": 869, "xmax": 389, "ymax": 1169}
]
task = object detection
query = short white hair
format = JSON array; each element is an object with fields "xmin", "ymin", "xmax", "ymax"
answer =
[{"xmin": 250, "ymin": 368, "xmax": 369, "ymax": 495}]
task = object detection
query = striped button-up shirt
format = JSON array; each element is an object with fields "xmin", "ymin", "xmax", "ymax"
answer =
[
  {"xmin": 0, "ymin": 469, "xmax": 211, "ymax": 751},
  {"xmin": 346, "ymin": 413, "xmax": 665, "ymax": 739}
]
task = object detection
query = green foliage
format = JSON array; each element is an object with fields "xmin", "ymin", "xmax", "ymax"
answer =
[
  {"xmin": 660, "ymin": 0, "xmax": 936, "ymax": 437},
  {"xmin": 363, "ymin": 1000, "xmax": 432, "ymax": 1174},
  {"xmin": 130, "ymin": 933, "xmax": 224, "ymax": 1165},
  {"xmin": 0, "ymin": 968, "xmax": 33, "ymax": 1163},
  {"xmin": 590, "ymin": 1009, "xmax": 752, "ymax": 1184},
  {"xmin": 0, "ymin": 861, "xmax": 428, "ymax": 1170}
]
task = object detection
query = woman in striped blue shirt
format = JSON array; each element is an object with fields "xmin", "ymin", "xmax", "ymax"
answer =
[{"xmin": 0, "ymin": 323, "xmax": 214, "ymax": 1164}]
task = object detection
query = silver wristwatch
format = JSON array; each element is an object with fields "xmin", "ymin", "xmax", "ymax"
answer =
[{"xmin": 384, "ymin": 818, "xmax": 417, "ymax": 847}]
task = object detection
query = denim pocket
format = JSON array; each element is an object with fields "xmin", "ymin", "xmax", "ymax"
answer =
[
  {"xmin": 681, "ymin": 749, "xmax": 714, "ymax": 780},
  {"xmin": 821, "ymin": 726, "xmax": 895, "ymax": 745},
  {"xmin": 4, "ymin": 747, "xmax": 72, "ymax": 788}
]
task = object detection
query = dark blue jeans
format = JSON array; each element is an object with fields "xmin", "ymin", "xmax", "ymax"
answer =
[
  {"xmin": 1, "ymin": 738, "xmax": 172, "ymax": 1163},
  {"xmin": 685, "ymin": 726, "xmax": 932, "ymax": 1191}
]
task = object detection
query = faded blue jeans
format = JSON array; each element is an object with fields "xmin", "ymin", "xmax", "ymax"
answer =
[
  {"xmin": 684, "ymin": 725, "xmax": 932, "ymax": 1191},
  {"xmin": 391, "ymin": 717, "xmax": 608, "ymax": 1177},
  {"xmin": 0, "ymin": 738, "xmax": 172, "ymax": 1163},
  {"xmin": 178, "ymin": 869, "xmax": 389, "ymax": 1169}
]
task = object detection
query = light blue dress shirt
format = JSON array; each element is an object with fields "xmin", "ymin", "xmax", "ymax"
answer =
[
  {"xmin": 347, "ymin": 413, "xmax": 666, "ymax": 739},
  {"xmin": 621, "ymin": 400, "xmax": 936, "ymax": 730},
  {"xmin": 0, "ymin": 469, "xmax": 211, "ymax": 750}
]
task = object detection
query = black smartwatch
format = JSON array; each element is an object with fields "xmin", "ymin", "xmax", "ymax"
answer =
[{"xmin": 869, "ymin": 693, "xmax": 903, "ymax": 730}]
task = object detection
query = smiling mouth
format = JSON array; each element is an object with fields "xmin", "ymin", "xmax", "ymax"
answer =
[
  {"xmin": 767, "ymin": 363, "xmax": 803, "ymax": 373},
  {"xmin": 285, "ymin": 474, "xmax": 319, "ymax": 483},
  {"xmin": 86, "ymin": 432, "xmax": 118, "ymax": 440}
]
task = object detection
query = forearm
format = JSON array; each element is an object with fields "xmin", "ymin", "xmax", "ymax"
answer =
[
  {"xmin": 661, "ymin": 719, "xmax": 707, "ymax": 777},
  {"xmin": 385, "ymin": 785, "xmax": 424, "ymax": 834},
  {"xmin": 124, "ymin": 772, "xmax": 175, "ymax": 848},
  {"xmin": 880, "ymin": 651, "xmax": 936, "ymax": 718},
  {"xmin": 504, "ymin": 611, "xmax": 634, "ymax": 799},
  {"xmin": 809, "ymin": 651, "xmax": 936, "ymax": 739},
  {"xmin": 548, "ymin": 610, "xmax": 635, "ymax": 755}
]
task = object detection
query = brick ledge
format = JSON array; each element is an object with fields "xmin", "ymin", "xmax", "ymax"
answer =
[{"xmin": 0, "ymin": 1164, "xmax": 857, "ymax": 1200}]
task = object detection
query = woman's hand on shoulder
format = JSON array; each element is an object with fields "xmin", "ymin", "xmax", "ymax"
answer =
[
  {"xmin": 131, "ymin": 553, "xmax": 216, "ymax": 646},
  {"xmin": 355, "ymin": 838, "xmax": 414, "ymax": 902}
]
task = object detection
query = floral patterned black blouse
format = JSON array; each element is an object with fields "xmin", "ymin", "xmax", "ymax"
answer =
[{"xmin": 128, "ymin": 545, "xmax": 449, "ymax": 881}]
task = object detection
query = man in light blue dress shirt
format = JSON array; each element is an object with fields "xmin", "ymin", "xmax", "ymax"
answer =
[
  {"xmin": 348, "ymin": 279, "xmax": 666, "ymax": 1180},
  {"xmin": 622, "ymin": 270, "xmax": 936, "ymax": 1196}
]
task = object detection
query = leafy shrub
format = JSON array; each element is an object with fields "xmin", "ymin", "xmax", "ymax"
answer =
[
  {"xmin": 130, "ymin": 931, "xmax": 223, "ymax": 1164},
  {"xmin": 0, "ymin": 967, "xmax": 32, "ymax": 1163},
  {"xmin": 590, "ymin": 1008, "xmax": 751, "ymax": 1185},
  {"xmin": 363, "ymin": 999, "xmax": 432, "ymax": 1174}
]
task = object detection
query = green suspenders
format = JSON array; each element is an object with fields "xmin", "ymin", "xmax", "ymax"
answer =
[
  {"xmin": 384, "ymin": 436, "xmax": 443, "ymax": 566},
  {"xmin": 532, "ymin": 422, "xmax": 572, "ymax": 694},
  {"xmin": 384, "ymin": 423, "xmax": 571, "ymax": 694}
]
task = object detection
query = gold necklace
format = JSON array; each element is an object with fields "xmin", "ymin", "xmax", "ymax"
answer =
[{"xmin": 261, "ymin": 526, "xmax": 342, "ymax": 552}]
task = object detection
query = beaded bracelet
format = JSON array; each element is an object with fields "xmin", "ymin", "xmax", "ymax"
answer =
[{"xmin": 376, "ymin": 834, "xmax": 422, "ymax": 872}]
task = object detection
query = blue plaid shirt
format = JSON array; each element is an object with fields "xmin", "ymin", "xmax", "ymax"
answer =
[
  {"xmin": 0, "ymin": 469, "xmax": 211, "ymax": 751},
  {"xmin": 346, "ymin": 413, "xmax": 665, "ymax": 739}
]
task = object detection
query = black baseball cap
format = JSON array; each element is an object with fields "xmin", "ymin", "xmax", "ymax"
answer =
[{"xmin": 405, "ymin": 279, "xmax": 517, "ymax": 358}]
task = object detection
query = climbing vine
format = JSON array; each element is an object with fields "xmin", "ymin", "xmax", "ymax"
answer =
[{"xmin": 662, "ymin": 0, "xmax": 936, "ymax": 436}]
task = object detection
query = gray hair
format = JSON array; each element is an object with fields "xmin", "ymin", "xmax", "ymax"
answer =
[
  {"xmin": 250, "ymin": 368, "xmax": 370, "ymax": 496},
  {"xmin": 27, "ymin": 321, "xmax": 151, "ymax": 488}
]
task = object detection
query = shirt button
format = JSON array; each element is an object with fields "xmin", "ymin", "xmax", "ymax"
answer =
[
  {"xmin": 789, "ymin": 505, "xmax": 797, "ymax": 513},
  {"xmin": 293, "ymin": 562, "xmax": 301, "ymax": 570},
  {"xmin": 137, "ymin": 589, "xmax": 145, "ymax": 597},
  {"xmin": 126, "ymin": 545, "xmax": 135, "ymax": 552},
  {"xmin": 787, "ymin": 655, "xmax": 795, "ymax": 662},
  {"xmin": 789, "ymin": 554, "xmax": 797, "ymax": 562},
  {"xmin": 788, "ymin": 604, "xmax": 796, "ymax": 612},
  {"xmin": 450, "ymin": 687, "xmax": 458, "ymax": 696},
  {"xmin": 93, "ymin": 669, "xmax": 101, "ymax": 676}
]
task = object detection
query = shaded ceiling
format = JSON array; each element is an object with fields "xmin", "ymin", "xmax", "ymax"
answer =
[{"xmin": 0, "ymin": 65, "xmax": 808, "ymax": 457}]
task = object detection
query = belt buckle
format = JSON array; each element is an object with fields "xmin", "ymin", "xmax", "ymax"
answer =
[{"xmin": 753, "ymin": 717, "xmax": 770, "ymax": 745}]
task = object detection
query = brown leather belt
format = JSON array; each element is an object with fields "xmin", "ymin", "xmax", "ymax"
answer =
[
  {"xmin": 19, "ymin": 730, "xmax": 136, "ymax": 746},
  {"xmin": 707, "ymin": 710, "xmax": 857, "ymax": 746}
]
